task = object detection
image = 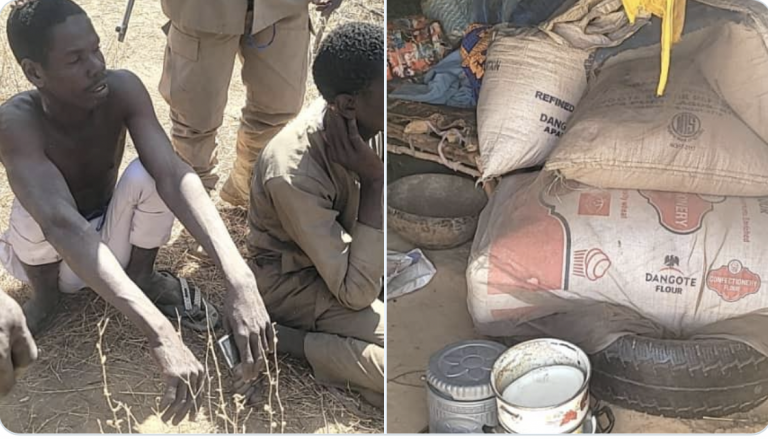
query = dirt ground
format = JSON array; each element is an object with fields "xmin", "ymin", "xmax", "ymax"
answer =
[
  {"xmin": 0, "ymin": 0, "xmax": 383, "ymax": 434},
  {"xmin": 386, "ymin": 226, "xmax": 768, "ymax": 434}
]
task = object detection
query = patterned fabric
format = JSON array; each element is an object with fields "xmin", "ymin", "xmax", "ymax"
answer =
[
  {"xmin": 387, "ymin": 16, "xmax": 449, "ymax": 80},
  {"xmin": 460, "ymin": 24, "xmax": 494, "ymax": 102},
  {"xmin": 421, "ymin": 0, "xmax": 474, "ymax": 46}
]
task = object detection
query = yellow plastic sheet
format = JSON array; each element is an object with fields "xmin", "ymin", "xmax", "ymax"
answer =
[{"xmin": 622, "ymin": 0, "xmax": 687, "ymax": 95}]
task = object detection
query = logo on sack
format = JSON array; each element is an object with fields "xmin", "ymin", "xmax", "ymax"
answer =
[
  {"xmin": 578, "ymin": 192, "xmax": 611, "ymax": 216},
  {"xmin": 572, "ymin": 248, "xmax": 611, "ymax": 281},
  {"xmin": 706, "ymin": 260, "xmax": 761, "ymax": 302},
  {"xmin": 664, "ymin": 255, "xmax": 681, "ymax": 271},
  {"xmin": 645, "ymin": 254, "xmax": 697, "ymax": 295},
  {"xmin": 639, "ymin": 191, "xmax": 726, "ymax": 235},
  {"xmin": 669, "ymin": 112, "xmax": 702, "ymax": 140},
  {"xmin": 759, "ymin": 197, "xmax": 768, "ymax": 215}
]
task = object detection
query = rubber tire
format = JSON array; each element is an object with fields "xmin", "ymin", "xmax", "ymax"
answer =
[{"xmin": 590, "ymin": 335, "xmax": 768, "ymax": 419}]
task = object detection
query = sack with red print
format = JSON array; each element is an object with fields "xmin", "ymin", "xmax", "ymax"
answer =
[{"xmin": 467, "ymin": 171, "xmax": 768, "ymax": 356}]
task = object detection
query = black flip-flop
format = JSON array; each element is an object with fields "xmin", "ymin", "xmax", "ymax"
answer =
[{"xmin": 155, "ymin": 270, "xmax": 221, "ymax": 332}]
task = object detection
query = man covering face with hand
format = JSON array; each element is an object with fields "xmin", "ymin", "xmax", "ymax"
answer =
[{"xmin": 243, "ymin": 21, "xmax": 385, "ymax": 408}]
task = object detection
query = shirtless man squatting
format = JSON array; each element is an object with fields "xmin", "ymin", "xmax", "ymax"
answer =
[{"xmin": 0, "ymin": 0, "xmax": 274, "ymax": 424}]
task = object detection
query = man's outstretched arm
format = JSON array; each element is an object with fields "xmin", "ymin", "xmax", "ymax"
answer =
[
  {"xmin": 117, "ymin": 70, "xmax": 273, "ymax": 382},
  {"xmin": 0, "ymin": 101, "xmax": 203, "ymax": 424}
]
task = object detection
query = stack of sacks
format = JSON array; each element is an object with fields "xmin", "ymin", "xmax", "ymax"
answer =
[
  {"xmin": 467, "ymin": 171, "xmax": 768, "ymax": 356},
  {"xmin": 466, "ymin": 0, "xmax": 768, "ymax": 357},
  {"xmin": 475, "ymin": 0, "xmax": 649, "ymax": 182},
  {"xmin": 545, "ymin": 20, "xmax": 768, "ymax": 196}
]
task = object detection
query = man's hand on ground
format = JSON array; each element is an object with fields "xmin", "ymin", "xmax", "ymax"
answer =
[
  {"xmin": 311, "ymin": 0, "xmax": 343, "ymax": 17},
  {"xmin": 223, "ymin": 276, "xmax": 275, "ymax": 383},
  {"xmin": 324, "ymin": 109, "xmax": 384, "ymax": 183},
  {"xmin": 151, "ymin": 335, "xmax": 205, "ymax": 425},
  {"xmin": 0, "ymin": 291, "xmax": 38, "ymax": 397}
]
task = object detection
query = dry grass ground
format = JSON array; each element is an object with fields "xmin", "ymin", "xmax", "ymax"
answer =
[{"xmin": 0, "ymin": 0, "xmax": 383, "ymax": 433}]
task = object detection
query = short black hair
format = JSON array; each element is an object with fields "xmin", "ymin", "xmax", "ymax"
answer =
[
  {"xmin": 7, "ymin": 0, "xmax": 87, "ymax": 65},
  {"xmin": 312, "ymin": 21, "xmax": 383, "ymax": 101}
]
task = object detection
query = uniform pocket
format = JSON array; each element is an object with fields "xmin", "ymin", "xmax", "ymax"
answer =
[
  {"xmin": 242, "ymin": 12, "xmax": 310, "ymax": 115},
  {"xmin": 169, "ymin": 24, "xmax": 200, "ymax": 62}
]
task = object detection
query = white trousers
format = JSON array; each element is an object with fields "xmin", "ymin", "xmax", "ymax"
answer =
[{"xmin": 0, "ymin": 160, "xmax": 175, "ymax": 293}]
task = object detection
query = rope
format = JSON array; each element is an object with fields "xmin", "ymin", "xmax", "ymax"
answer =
[{"xmin": 424, "ymin": 121, "xmax": 468, "ymax": 173}]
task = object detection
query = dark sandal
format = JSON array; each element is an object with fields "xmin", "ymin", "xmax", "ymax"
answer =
[{"xmin": 155, "ymin": 270, "xmax": 220, "ymax": 332}]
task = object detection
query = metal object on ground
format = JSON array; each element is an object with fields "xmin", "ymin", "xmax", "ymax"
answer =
[
  {"xmin": 491, "ymin": 339, "xmax": 592, "ymax": 434},
  {"xmin": 216, "ymin": 334, "xmax": 241, "ymax": 369},
  {"xmin": 388, "ymin": 173, "xmax": 487, "ymax": 250},
  {"xmin": 426, "ymin": 340, "xmax": 506, "ymax": 433},
  {"xmin": 580, "ymin": 413, "xmax": 597, "ymax": 434}
]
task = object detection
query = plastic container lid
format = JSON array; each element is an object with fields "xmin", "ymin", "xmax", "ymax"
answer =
[{"xmin": 426, "ymin": 339, "xmax": 507, "ymax": 402}]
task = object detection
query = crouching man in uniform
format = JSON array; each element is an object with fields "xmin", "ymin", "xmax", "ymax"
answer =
[{"xmin": 243, "ymin": 22, "xmax": 385, "ymax": 407}]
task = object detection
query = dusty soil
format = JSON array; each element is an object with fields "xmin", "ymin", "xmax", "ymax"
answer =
[
  {"xmin": 0, "ymin": 0, "xmax": 383, "ymax": 434},
  {"xmin": 386, "ymin": 227, "xmax": 768, "ymax": 434}
]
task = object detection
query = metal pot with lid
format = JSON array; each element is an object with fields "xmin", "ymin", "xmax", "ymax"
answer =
[{"xmin": 426, "ymin": 340, "xmax": 507, "ymax": 433}]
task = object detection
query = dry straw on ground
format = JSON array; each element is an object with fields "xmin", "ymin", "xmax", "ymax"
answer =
[{"xmin": 0, "ymin": 0, "xmax": 383, "ymax": 433}]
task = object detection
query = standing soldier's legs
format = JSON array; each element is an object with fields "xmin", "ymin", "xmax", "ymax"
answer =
[
  {"xmin": 220, "ymin": 11, "xmax": 311, "ymax": 206},
  {"xmin": 159, "ymin": 22, "xmax": 241, "ymax": 192}
]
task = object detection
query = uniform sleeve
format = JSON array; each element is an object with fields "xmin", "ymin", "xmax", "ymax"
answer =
[{"xmin": 265, "ymin": 175, "xmax": 383, "ymax": 310}]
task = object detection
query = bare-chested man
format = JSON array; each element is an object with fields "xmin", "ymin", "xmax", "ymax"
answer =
[{"xmin": 0, "ymin": 0, "xmax": 273, "ymax": 424}]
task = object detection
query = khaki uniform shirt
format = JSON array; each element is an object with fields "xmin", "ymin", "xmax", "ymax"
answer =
[
  {"xmin": 247, "ymin": 101, "xmax": 384, "ymax": 328},
  {"xmin": 161, "ymin": 0, "xmax": 308, "ymax": 35}
]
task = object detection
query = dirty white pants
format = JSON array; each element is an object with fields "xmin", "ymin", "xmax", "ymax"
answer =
[{"xmin": 0, "ymin": 159, "xmax": 175, "ymax": 293}]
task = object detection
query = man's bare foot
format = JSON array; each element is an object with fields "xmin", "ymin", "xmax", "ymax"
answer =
[
  {"xmin": 22, "ymin": 295, "xmax": 61, "ymax": 336},
  {"xmin": 20, "ymin": 261, "xmax": 62, "ymax": 336}
]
